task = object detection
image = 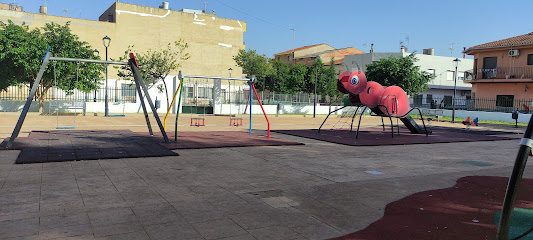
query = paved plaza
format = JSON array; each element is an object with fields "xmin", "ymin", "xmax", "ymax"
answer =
[{"xmin": 0, "ymin": 112, "xmax": 531, "ymax": 239}]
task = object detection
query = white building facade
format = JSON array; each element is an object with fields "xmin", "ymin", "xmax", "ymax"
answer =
[{"xmin": 344, "ymin": 51, "xmax": 473, "ymax": 109}]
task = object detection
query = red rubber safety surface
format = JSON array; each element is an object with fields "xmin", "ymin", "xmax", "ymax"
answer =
[
  {"xmin": 1, "ymin": 130, "xmax": 303, "ymax": 164},
  {"xmin": 329, "ymin": 176, "xmax": 533, "ymax": 240},
  {"xmin": 273, "ymin": 127, "xmax": 517, "ymax": 146},
  {"xmin": 159, "ymin": 131, "xmax": 304, "ymax": 149}
]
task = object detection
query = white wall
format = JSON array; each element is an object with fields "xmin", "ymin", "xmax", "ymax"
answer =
[
  {"xmin": 344, "ymin": 52, "xmax": 474, "ymax": 92},
  {"xmin": 438, "ymin": 109, "xmax": 531, "ymax": 123}
]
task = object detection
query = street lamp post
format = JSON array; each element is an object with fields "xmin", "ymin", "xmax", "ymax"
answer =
[
  {"xmin": 93, "ymin": 49, "xmax": 99, "ymax": 102},
  {"xmin": 452, "ymin": 58, "xmax": 460, "ymax": 123},
  {"xmin": 314, "ymin": 60, "xmax": 318, "ymax": 118},
  {"xmin": 102, "ymin": 35, "xmax": 111, "ymax": 117},
  {"xmin": 228, "ymin": 68, "xmax": 232, "ymax": 107}
]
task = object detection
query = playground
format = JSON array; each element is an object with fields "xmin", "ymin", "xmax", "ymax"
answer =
[
  {"xmin": 0, "ymin": 50, "xmax": 532, "ymax": 239},
  {"xmin": 1, "ymin": 110, "xmax": 533, "ymax": 239}
]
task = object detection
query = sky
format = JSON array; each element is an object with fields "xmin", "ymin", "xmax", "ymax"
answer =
[{"xmin": 7, "ymin": 0, "xmax": 533, "ymax": 59}]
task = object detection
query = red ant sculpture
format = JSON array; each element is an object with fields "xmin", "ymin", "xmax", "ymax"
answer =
[{"xmin": 320, "ymin": 69, "xmax": 429, "ymax": 138}]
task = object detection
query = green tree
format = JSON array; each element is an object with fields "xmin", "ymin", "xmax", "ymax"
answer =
[
  {"xmin": 0, "ymin": 20, "xmax": 103, "ymax": 111},
  {"xmin": 233, "ymin": 49, "xmax": 272, "ymax": 90},
  {"xmin": 268, "ymin": 60, "xmax": 290, "ymax": 93},
  {"xmin": 287, "ymin": 63, "xmax": 307, "ymax": 93},
  {"xmin": 117, "ymin": 40, "xmax": 190, "ymax": 107},
  {"xmin": 365, "ymin": 53, "xmax": 433, "ymax": 96},
  {"xmin": 320, "ymin": 59, "xmax": 342, "ymax": 105},
  {"xmin": 0, "ymin": 20, "xmax": 44, "ymax": 91}
]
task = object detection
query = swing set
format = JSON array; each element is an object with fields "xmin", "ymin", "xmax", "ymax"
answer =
[
  {"xmin": 162, "ymin": 72, "xmax": 270, "ymax": 141},
  {"xmin": 5, "ymin": 47, "xmax": 170, "ymax": 149},
  {"xmin": 48, "ymin": 61, "xmax": 84, "ymax": 129}
]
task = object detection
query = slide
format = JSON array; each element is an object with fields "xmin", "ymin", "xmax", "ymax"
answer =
[{"xmin": 400, "ymin": 115, "xmax": 430, "ymax": 134}]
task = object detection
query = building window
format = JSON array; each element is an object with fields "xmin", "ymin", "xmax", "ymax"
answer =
[
  {"xmin": 496, "ymin": 95, "xmax": 514, "ymax": 108},
  {"xmin": 426, "ymin": 69, "xmax": 435, "ymax": 76},
  {"xmin": 186, "ymin": 87, "xmax": 193, "ymax": 98},
  {"xmin": 483, "ymin": 57, "xmax": 497, "ymax": 69},
  {"xmin": 198, "ymin": 87, "xmax": 212, "ymax": 98},
  {"xmin": 413, "ymin": 94, "xmax": 422, "ymax": 107},
  {"xmin": 528, "ymin": 54, "xmax": 533, "ymax": 65},
  {"xmin": 447, "ymin": 71, "xmax": 454, "ymax": 81},
  {"xmin": 121, "ymin": 83, "xmax": 136, "ymax": 102},
  {"xmin": 287, "ymin": 56, "xmax": 290, "ymax": 61},
  {"xmin": 457, "ymin": 71, "xmax": 464, "ymax": 81},
  {"xmin": 426, "ymin": 94, "xmax": 433, "ymax": 104}
]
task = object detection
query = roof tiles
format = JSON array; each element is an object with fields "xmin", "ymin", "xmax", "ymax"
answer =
[{"xmin": 466, "ymin": 32, "xmax": 533, "ymax": 53}]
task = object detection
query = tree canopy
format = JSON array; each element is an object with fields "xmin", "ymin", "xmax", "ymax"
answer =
[
  {"xmin": 0, "ymin": 20, "xmax": 103, "ymax": 110},
  {"xmin": 233, "ymin": 49, "xmax": 273, "ymax": 90},
  {"xmin": 116, "ymin": 40, "xmax": 190, "ymax": 107},
  {"xmin": 365, "ymin": 53, "xmax": 433, "ymax": 96}
]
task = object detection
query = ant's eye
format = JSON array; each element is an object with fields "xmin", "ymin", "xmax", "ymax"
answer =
[{"xmin": 351, "ymin": 76, "xmax": 359, "ymax": 85}]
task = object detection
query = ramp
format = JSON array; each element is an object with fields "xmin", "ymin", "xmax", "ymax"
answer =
[{"xmin": 400, "ymin": 115, "xmax": 430, "ymax": 134}]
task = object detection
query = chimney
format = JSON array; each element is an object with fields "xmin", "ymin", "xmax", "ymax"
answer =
[
  {"xmin": 160, "ymin": 2, "xmax": 169, "ymax": 9},
  {"xmin": 370, "ymin": 43, "xmax": 374, "ymax": 53},
  {"xmin": 400, "ymin": 46, "xmax": 405, "ymax": 53},
  {"xmin": 39, "ymin": 6, "xmax": 47, "ymax": 14},
  {"xmin": 423, "ymin": 48, "xmax": 434, "ymax": 55}
]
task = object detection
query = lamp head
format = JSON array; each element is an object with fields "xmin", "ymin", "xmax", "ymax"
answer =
[
  {"xmin": 102, "ymin": 35, "xmax": 111, "ymax": 47},
  {"xmin": 453, "ymin": 58, "xmax": 460, "ymax": 67}
]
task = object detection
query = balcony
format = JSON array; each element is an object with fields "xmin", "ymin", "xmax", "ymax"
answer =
[{"xmin": 475, "ymin": 67, "xmax": 533, "ymax": 80}]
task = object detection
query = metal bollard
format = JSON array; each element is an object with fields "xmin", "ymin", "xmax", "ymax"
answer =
[{"xmin": 512, "ymin": 109, "xmax": 519, "ymax": 128}]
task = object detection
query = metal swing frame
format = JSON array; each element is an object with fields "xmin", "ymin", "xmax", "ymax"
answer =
[{"xmin": 5, "ymin": 49, "xmax": 169, "ymax": 149}]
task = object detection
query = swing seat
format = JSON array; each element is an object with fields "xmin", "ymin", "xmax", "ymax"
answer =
[
  {"xmin": 230, "ymin": 117, "xmax": 243, "ymax": 126},
  {"xmin": 56, "ymin": 126, "xmax": 76, "ymax": 129},
  {"xmin": 190, "ymin": 117, "xmax": 205, "ymax": 127}
]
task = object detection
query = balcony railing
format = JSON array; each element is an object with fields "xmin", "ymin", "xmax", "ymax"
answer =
[{"xmin": 476, "ymin": 67, "xmax": 533, "ymax": 80}]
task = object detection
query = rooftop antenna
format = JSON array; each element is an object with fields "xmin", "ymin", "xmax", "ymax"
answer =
[
  {"xmin": 290, "ymin": 28, "xmax": 295, "ymax": 63},
  {"xmin": 204, "ymin": 1, "xmax": 208, "ymax": 12},
  {"xmin": 44, "ymin": 0, "xmax": 48, "ymax": 6},
  {"xmin": 363, "ymin": 42, "xmax": 367, "ymax": 52},
  {"xmin": 62, "ymin": 8, "xmax": 68, "ymax": 16},
  {"xmin": 449, "ymin": 43, "xmax": 455, "ymax": 57}
]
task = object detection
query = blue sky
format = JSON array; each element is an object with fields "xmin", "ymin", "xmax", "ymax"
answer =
[{"xmin": 9, "ymin": 0, "xmax": 533, "ymax": 59}]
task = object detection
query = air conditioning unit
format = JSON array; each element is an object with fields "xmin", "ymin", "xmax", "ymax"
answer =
[{"xmin": 509, "ymin": 49, "xmax": 520, "ymax": 56}]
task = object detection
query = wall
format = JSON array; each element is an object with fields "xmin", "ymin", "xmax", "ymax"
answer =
[
  {"xmin": 0, "ymin": 2, "xmax": 245, "ymax": 78},
  {"xmin": 438, "ymin": 109, "xmax": 531, "ymax": 123},
  {"xmin": 473, "ymin": 82, "xmax": 532, "ymax": 100},
  {"xmin": 469, "ymin": 46, "xmax": 533, "ymax": 99},
  {"xmin": 345, "ymin": 52, "xmax": 473, "ymax": 89}
]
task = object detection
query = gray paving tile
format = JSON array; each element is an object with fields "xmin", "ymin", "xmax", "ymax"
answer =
[
  {"xmin": 92, "ymin": 221, "xmax": 144, "ymax": 237},
  {"xmin": 0, "ymin": 202, "xmax": 40, "ymax": 216},
  {"xmin": 38, "ymin": 223, "xmax": 93, "ymax": 239},
  {"xmin": 291, "ymin": 223, "xmax": 343, "ymax": 240},
  {"xmin": 263, "ymin": 207, "xmax": 324, "ymax": 228},
  {"xmin": 88, "ymin": 207, "xmax": 138, "ymax": 227},
  {"xmin": 228, "ymin": 211, "xmax": 281, "ymax": 230},
  {"xmin": 180, "ymin": 210, "xmax": 227, "ymax": 224},
  {"xmin": 248, "ymin": 225, "xmax": 302, "ymax": 240},
  {"xmin": 216, "ymin": 234, "xmax": 258, "ymax": 240},
  {"xmin": 192, "ymin": 218, "xmax": 247, "ymax": 240},
  {"xmin": 0, "ymin": 217, "xmax": 39, "ymax": 239},
  {"xmin": 39, "ymin": 212, "xmax": 90, "ymax": 229},
  {"xmin": 145, "ymin": 221, "xmax": 202, "ymax": 240},
  {"xmin": 95, "ymin": 231, "xmax": 150, "ymax": 240}
]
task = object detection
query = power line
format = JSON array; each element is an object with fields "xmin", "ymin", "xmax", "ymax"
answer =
[{"xmin": 213, "ymin": 0, "xmax": 292, "ymax": 31}]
